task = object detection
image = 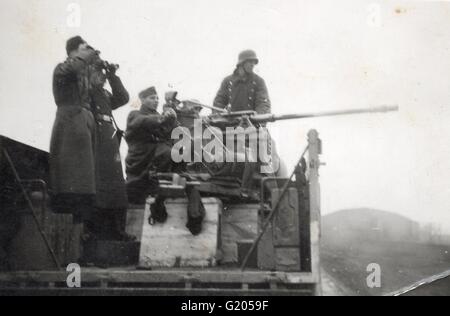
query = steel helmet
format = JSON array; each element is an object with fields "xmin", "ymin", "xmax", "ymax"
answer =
[{"xmin": 237, "ymin": 50, "xmax": 259, "ymax": 66}]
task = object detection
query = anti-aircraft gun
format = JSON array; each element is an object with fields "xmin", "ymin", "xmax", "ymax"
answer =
[
  {"xmin": 163, "ymin": 92, "xmax": 399, "ymax": 188},
  {"xmin": 169, "ymin": 103, "xmax": 399, "ymax": 189}
]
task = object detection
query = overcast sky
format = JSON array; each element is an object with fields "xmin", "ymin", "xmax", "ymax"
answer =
[{"xmin": 1, "ymin": 0, "xmax": 449, "ymax": 233}]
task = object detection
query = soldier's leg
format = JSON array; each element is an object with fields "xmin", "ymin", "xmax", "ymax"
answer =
[
  {"xmin": 87, "ymin": 208, "xmax": 114, "ymax": 241},
  {"xmin": 109, "ymin": 208, "xmax": 136, "ymax": 241},
  {"xmin": 126, "ymin": 171, "xmax": 159, "ymax": 205},
  {"xmin": 75, "ymin": 196, "xmax": 99, "ymax": 243},
  {"xmin": 153, "ymin": 143, "xmax": 174, "ymax": 172}
]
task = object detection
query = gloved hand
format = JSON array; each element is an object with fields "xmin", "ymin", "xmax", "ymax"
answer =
[
  {"xmin": 162, "ymin": 108, "xmax": 177, "ymax": 123},
  {"xmin": 105, "ymin": 62, "xmax": 119, "ymax": 79}
]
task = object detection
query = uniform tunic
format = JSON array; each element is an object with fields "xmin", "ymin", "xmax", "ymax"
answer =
[
  {"xmin": 213, "ymin": 71, "xmax": 271, "ymax": 114},
  {"xmin": 213, "ymin": 70, "xmax": 280, "ymax": 180},
  {"xmin": 90, "ymin": 75, "xmax": 129, "ymax": 210},
  {"xmin": 125, "ymin": 108, "xmax": 176, "ymax": 204}
]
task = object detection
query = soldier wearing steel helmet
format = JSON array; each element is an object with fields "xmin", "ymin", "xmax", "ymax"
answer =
[{"xmin": 213, "ymin": 50, "xmax": 271, "ymax": 114}]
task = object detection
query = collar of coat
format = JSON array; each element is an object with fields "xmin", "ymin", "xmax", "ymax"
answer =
[
  {"xmin": 140, "ymin": 107, "xmax": 159, "ymax": 115},
  {"xmin": 232, "ymin": 69, "xmax": 256, "ymax": 83}
]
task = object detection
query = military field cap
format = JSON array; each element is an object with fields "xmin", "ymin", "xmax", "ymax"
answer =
[
  {"xmin": 66, "ymin": 36, "xmax": 86, "ymax": 55},
  {"xmin": 139, "ymin": 86, "xmax": 158, "ymax": 100},
  {"xmin": 238, "ymin": 49, "xmax": 259, "ymax": 66}
]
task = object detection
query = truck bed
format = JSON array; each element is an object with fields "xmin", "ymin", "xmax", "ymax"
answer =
[{"xmin": 0, "ymin": 267, "xmax": 318, "ymax": 296}]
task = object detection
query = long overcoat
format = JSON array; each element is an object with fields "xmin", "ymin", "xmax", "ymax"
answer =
[
  {"xmin": 90, "ymin": 75, "xmax": 129, "ymax": 209},
  {"xmin": 50, "ymin": 56, "xmax": 96, "ymax": 211}
]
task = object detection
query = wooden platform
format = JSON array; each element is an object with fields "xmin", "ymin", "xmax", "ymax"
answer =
[{"xmin": 0, "ymin": 268, "xmax": 318, "ymax": 296}]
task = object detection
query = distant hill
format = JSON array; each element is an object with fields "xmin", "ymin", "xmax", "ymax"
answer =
[
  {"xmin": 321, "ymin": 208, "xmax": 450, "ymax": 295},
  {"xmin": 323, "ymin": 208, "xmax": 420, "ymax": 246}
]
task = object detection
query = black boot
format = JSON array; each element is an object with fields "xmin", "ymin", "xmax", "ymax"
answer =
[
  {"xmin": 185, "ymin": 186, "xmax": 206, "ymax": 236},
  {"xmin": 77, "ymin": 206, "xmax": 98, "ymax": 267},
  {"xmin": 149, "ymin": 196, "xmax": 168, "ymax": 224},
  {"xmin": 111, "ymin": 209, "xmax": 136, "ymax": 242}
]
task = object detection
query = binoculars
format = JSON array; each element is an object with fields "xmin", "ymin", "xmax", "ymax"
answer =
[
  {"xmin": 101, "ymin": 60, "xmax": 120, "ymax": 72},
  {"xmin": 88, "ymin": 47, "xmax": 120, "ymax": 72}
]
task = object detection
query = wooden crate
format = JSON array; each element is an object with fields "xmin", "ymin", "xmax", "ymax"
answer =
[
  {"xmin": 272, "ymin": 188, "xmax": 302, "ymax": 272},
  {"xmin": 272, "ymin": 188, "xmax": 300, "ymax": 247},
  {"xmin": 138, "ymin": 198, "xmax": 222, "ymax": 268},
  {"xmin": 257, "ymin": 221, "xmax": 276, "ymax": 271},
  {"xmin": 220, "ymin": 204, "xmax": 259, "ymax": 264}
]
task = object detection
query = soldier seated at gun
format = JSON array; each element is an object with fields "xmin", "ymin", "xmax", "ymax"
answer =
[
  {"xmin": 214, "ymin": 49, "xmax": 271, "ymax": 115},
  {"xmin": 125, "ymin": 87, "xmax": 206, "ymax": 235},
  {"xmin": 125, "ymin": 86, "xmax": 179, "ymax": 210},
  {"xmin": 210, "ymin": 49, "xmax": 278, "ymax": 190}
]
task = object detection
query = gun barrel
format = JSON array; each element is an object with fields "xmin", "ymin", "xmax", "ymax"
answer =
[
  {"xmin": 187, "ymin": 101, "xmax": 228, "ymax": 113},
  {"xmin": 252, "ymin": 105, "xmax": 399, "ymax": 123}
]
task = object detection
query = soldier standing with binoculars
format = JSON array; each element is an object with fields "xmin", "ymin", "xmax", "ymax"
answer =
[
  {"xmin": 50, "ymin": 36, "xmax": 98, "ymax": 232},
  {"xmin": 88, "ymin": 53, "xmax": 135, "ymax": 242},
  {"xmin": 50, "ymin": 37, "xmax": 133, "ymax": 260}
]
